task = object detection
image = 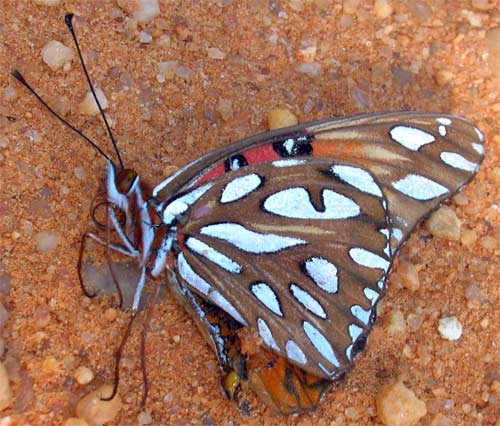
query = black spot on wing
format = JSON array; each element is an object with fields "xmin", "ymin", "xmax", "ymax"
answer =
[{"xmin": 224, "ymin": 154, "xmax": 248, "ymax": 172}]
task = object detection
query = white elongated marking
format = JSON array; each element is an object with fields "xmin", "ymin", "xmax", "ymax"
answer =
[
  {"xmin": 349, "ymin": 324, "xmax": 363, "ymax": 342},
  {"xmin": 346, "ymin": 344, "xmax": 353, "ymax": 360},
  {"xmin": 285, "ymin": 340, "xmax": 307, "ymax": 364},
  {"xmin": 220, "ymin": 173, "xmax": 262, "ymax": 203},
  {"xmin": 209, "ymin": 290, "xmax": 247, "ymax": 325},
  {"xmin": 186, "ymin": 237, "xmax": 242, "ymax": 273},
  {"xmin": 351, "ymin": 305, "xmax": 371, "ymax": 325},
  {"xmin": 474, "ymin": 126, "xmax": 484, "ymax": 142},
  {"xmin": 257, "ymin": 318, "xmax": 280, "ymax": 351},
  {"xmin": 392, "ymin": 174, "xmax": 448, "ymax": 200},
  {"xmin": 251, "ymin": 282, "xmax": 283, "ymax": 316},
  {"xmin": 379, "ymin": 228, "xmax": 390, "ymax": 239},
  {"xmin": 151, "ymin": 233, "xmax": 174, "ymax": 277},
  {"xmin": 437, "ymin": 117, "xmax": 452, "ymax": 125},
  {"xmin": 303, "ymin": 321, "xmax": 339, "ymax": 367},
  {"xmin": 440, "ymin": 152, "xmax": 477, "ymax": 172},
  {"xmin": 472, "ymin": 143, "xmax": 484, "ymax": 155},
  {"xmin": 304, "ymin": 257, "xmax": 338, "ymax": 293},
  {"xmin": 272, "ymin": 159, "xmax": 306, "ymax": 167},
  {"xmin": 290, "ymin": 284, "xmax": 327, "ymax": 319},
  {"xmin": 363, "ymin": 287, "xmax": 380, "ymax": 305},
  {"xmin": 283, "ymin": 139, "xmax": 295, "ymax": 154},
  {"xmin": 377, "ymin": 277, "xmax": 385, "ymax": 290},
  {"xmin": 264, "ymin": 187, "xmax": 360, "ymax": 219},
  {"xmin": 163, "ymin": 183, "xmax": 214, "ymax": 224},
  {"xmin": 330, "ymin": 165, "xmax": 383, "ymax": 197},
  {"xmin": 177, "ymin": 253, "xmax": 211, "ymax": 295},
  {"xmin": 390, "ymin": 126, "xmax": 435, "ymax": 151},
  {"xmin": 201, "ymin": 223, "xmax": 306, "ymax": 254},
  {"xmin": 349, "ymin": 247, "xmax": 389, "ymax": 272},
  {"xmin": 319, "ymin": 362, "xmax": 337, "ymax": 377},
  {"xmin": 438, "ymin": 125, "xmax": 447, "ymax": 136}
]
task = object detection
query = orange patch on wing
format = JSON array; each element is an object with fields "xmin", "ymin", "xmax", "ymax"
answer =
[{"xmin": 247, "ymin": 350, "xmax": 330, "ymax": 415}]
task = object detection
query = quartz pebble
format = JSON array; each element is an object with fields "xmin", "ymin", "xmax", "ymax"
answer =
[
  {"xmin": 267, "ymin": 108, "xmax": 298, "ymax": 130},
  {"xmin": 426, "ymin": 206, "xmax": 461, "ymax": 241},
  {"xmin": 41, "ymin": 40, "xmax": 74, "ymax": 71},
  {"xmin": 392, "ymin": 262, "xmax": 420, "ymax": 292},
  {"xmin": 73, "ymin": 366, "xmax": 94, "ymax": 385},
  {"xmin": 34, "ymin": 0, "xmax": 61, "ymax": 5},
  {"xmin": 207, "ymin": 47, "xmax": 226, "ymax": 59},
  {"xmin": 374, "ymin": 0, "xmax": 393, "ymax": 18},
  {"xmin": 63, "ymin": 418, "xmax": 91, "ymax": 426},
  {"xmin": 78, "ymin": 88, "xmax": 109, "ymax": 116},
  {"xmin": 0, "ymin": 362, "xmax": 12, "ymax": 410},
  {"xmin": 76, "ymin": 384, "xmax": 122, "ymax": 426},
  {"xmin": 138, "ymin": 31, "xmax": 152, "ymax": 43},
  {"xmin": 216, "ymin": 98, "xmax": 233, "ymax": 121},
  {"xmin": 34, "ymin": 231, "xmax": 61, "ymax": 252},
  {"xmin": 376, "ymin": 382, "xmax": 427, "ymax": 426},
  {"xmin": 297, "ymin": 62, "xmax": 322, "ymax": 77},
  {"xmin": 117, "ymin": 0, "xmax": 160, "ymax": 24},
  {"xmin": 386, "ymin": 309, "xmax": 405, "ymax": 334},
  {"xmin": 438, "ymin": 316, "xmax": 462, "ymax": 341}
]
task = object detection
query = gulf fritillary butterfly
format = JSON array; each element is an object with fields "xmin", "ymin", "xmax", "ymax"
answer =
[{"xmin": 14, "ymin": 14, "xmax": 484, "ymax": 415}]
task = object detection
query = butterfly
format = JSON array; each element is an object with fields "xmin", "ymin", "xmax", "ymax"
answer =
[{"xmin": 14, "ymin": 13, "xmax": 484, "ymax": 416}]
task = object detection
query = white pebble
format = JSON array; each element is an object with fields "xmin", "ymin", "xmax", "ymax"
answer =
[
  {"xmin": 138, "ymin": 31, "xmax": 152, "ymax": 44},
  {"xmin": 76, "ymin": 384, "xmax": 122, "ymax": 426},
  {"xmin": 73, "ymin": 366, "xmax": 94, "ymax": 385},
  {"xmin": 78, "ymin": 88, "xmax": 109, "ymax": 116},
  {"xmin": 117, "ymin": 0, "xmax": 160, "ymax": 24},
  {"xmin": 41, "ymin": 40, "xmax": 74, "ymax": 71},
  {"xmin": 207, "ymin": 47, "xmax": 226, "ymax": 60},
  {"xmin": 34, "ymin": 231, "xmax": 61, "ymax": 252},
  {"xmin": 438, "ymin": 316, "xmax": 462, "ymax": 341}
]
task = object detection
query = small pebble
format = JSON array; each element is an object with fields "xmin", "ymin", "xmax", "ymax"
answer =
[
  {"xmin": 438, "ymin": 316, "xmax": 462, "ymax": 341},
  {"xmin": 34, "ymin": 0, "xmax": 61, "ymax": 5},
  {"xmin": 41, "ymin": 40, "xmax": 74, "ymax": 71},
  {"xmin": 76, "ymin": 384, "xmax": 122, "ymax": 426},
  {"xmin": 137, "ymin": 410, "xmax": 153, "ymax": 425},
  {"xmin": 207, "ymin": 47, "xmax": 226, "ymax": 59},
  {"xmin": 104, "ymin": 307, "xmax": 119, "ymax": 322},
  {"xmin": 392, "ymin": 262, "xmax": 420, "ymax": 292},
  {"xmin": 216, "ymin": 98, "xmax": 233, "ymax": 121},
  {"xmin": 386, "ymin": 309, "xmax": 405, "ymax": 334},
  {"xmin": 175, "ymin": 66, "xmax": 194, "ymax": 80},
  {"xmin": 435, "ymin": 69, "xmax": 454, "ymax": 86},
  {"xmin": 34, "ymin": 231, "xmax": 61, "ymax": 252},
  {"xmin": 0, "ymin": 362, "xmax": 12, "ymax": 410},
  {"xmin": 343, "ymin": 0, "xmax": 361, "ymax": 15},
  {"xmin": 461, "ymin": 10, "xmax": 482, "ymax": 28},
  {"xmin": 63, "ymin": 418, "xmax": 91, "ymax": 426},
  {"xmin": 426, "ymin": 206, "xmax": 461, "ymax": 241},
  {"xmin": 430, "ymin": 413, "xmax": 453, "ymax": 426},
  {"xmin": 374, "ymin": 0, "xmax": 393, "ymax": 18},
  {"xmin": 267, "ymin": 108, "xmax": 298, "ymax": 130},
  {"xmin": 78, "ymin": 88, "xmax": 109, "ymax": 116},
  {"xmin": 376, "ymin": 382, "xmax": 427, "ymax": 426},
  {"xmin": 0, "ymin": 303, "xmax": 8, "ymax": 331},
  {"xmin": 138, "ymin": 31, "xmax": 152, "ymax": 43},
  {"xmin": 297, "ymin": 62, "xmax": 322, "ymax": 77},
  {"xmin": 73, "ymin": 366, "xmax": 94, "ymax": 385},
  {"xmin": 117, "ymin": 0, "xmax": 160, "ymax": 24}
]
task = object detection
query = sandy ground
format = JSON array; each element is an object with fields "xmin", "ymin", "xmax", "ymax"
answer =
[{"xmin": 0, "ymin": 1, "xmax": 499, "ymax": 425}]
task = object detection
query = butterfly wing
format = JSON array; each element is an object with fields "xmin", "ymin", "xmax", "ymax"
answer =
[{"xmin": 155, "ymin": 112, "xmax": 483, "ymax": 380}]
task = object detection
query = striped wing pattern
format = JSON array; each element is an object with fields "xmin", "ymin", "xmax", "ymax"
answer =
[{"xmin": 154, "ymin": 112, "xmax": 483, "ymax": 381}]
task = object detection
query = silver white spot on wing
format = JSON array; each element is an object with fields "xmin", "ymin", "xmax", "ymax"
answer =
[
  {"xmin": 304, "ymin": 257, "xmax": 338, "ymax": 293},
  {"xmin": 177, "ymin": 253, "xmax": 211, "ymax": 295},
  {"xmin": 303, "ymin": 321, "xmax": 339, "ymax": 367},
  {"xmin": 264, "ymin": 187, "xmax": 360, "ymax": 219},
  {"xmin": 200, "ymin": 223, "xmax": 306, "ymax": 254},
  {"xmin": 346, "ymin": 344, "xmax": 353, "ymax": 361},
  {"xmin": 220, "ymin": 173, "xmax": 262, "ymax": 203},
  {"xmin": 257, "ymin": 318, "xmax": 280, "ymax": 351},
  {"xmin": 330, "ymin": 164, "xmax": 383, "ymax": 198},
  {"xmin": 284, "ymin": 139, "xmax": 295, "ymax": 154},
  {"xmin": 349, "ymin": 324, "xmax": 363, "ymax": 342},
  {"xmin": 438, "ymin": 125, "xmax": 447, "ymax": 136},
  {"xmin": 351, "ymin": 305, "xmax": 371, "ymax": 325},
  {"xmin": 285, "ymin": 340, "xmax": 307, "ymax": 365},
  {"xmin": 440, "ymin": 152, "xmax": 477, "ymax": 172},
  {"xmin": 392, "ymin": 174, "xmax": 448, "ymax": 200},
  {"xmin": 390, "ymin": 126, "xmax": 435, "ymax": 151},
  {"xmin": 377, "ymin": 277, "xmax": 386, "ymax": 290},
  {"xmin": 472, "ymin": 142, "xmax": 484, "ymax": 155},
  {"xmin": 474, "ymin": 126, "xmax": 484, "ymax": 142},
  {"xmin": 210, "ymin": 290, "xmax": 247, "ymax": 325},
  {"xmin": 251, "ymin": 282, "xmax": 283, "ymax": 316},
  {"xmin": 272, "ymin": 159, "xmax": 306, "ymax": 168},
  {"xmin": 349, "ymin": 247, "xmax": 390, "ymax": 272},
  {"xmin": 185, "ymin": 237, "xmax": 242, "ymax": 274},
  {"xmin": 290, "ymin": 284, "xmax": 327, "ymax": 319},
  {"xmin": 392, "ymin": 228, "xmax": 403, "ymax": 242},
  {"xmin": 163, "ymin": 183, "xmax": 214, "ymax": 224},
  {"xmin": 437, "ymin": 117, "xmax": 452, "ymax": 126},
  {"xmin": 363, "ymin": 287, "xmax": 380, "ymax": 305}
]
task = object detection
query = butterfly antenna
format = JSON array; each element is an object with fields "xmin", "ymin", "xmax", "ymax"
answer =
[
  {"xmin": 65, "ymin": 13, "xmax": 124, "ymax": 170},
  {"xmin": 12, "ymin": 70, "xmax": 113, "ymax": 162}
]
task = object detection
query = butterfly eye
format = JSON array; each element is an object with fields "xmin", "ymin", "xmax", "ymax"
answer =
[{"xmin": 116, "ymin": 169, "xmax": 139, "ymax": 195}]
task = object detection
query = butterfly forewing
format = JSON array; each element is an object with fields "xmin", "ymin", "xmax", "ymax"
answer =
[{"xmin": 154, "ymin": 112, "xmax": 483, "ymax": 381}]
